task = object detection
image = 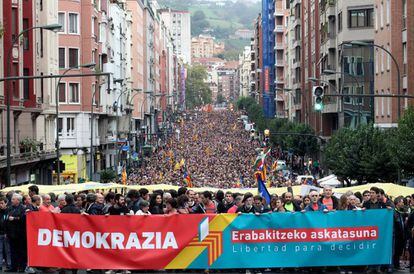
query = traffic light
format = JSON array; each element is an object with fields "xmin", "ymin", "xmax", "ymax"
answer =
[
  {"xmin": 313, "ymin": 86, "xmax": 324, "ymax": 111},
  {"xmin": 53, "ymin": 160, "xmax": 65, "ymax": 172}
]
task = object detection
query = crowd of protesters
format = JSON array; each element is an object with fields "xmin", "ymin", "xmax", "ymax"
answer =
[
  {"xmin": 126, "ymin": 111, "xmax": 258, "ymax": 188},
  {"xmin": 1, "ymin": 183, "xmax": 414, "ymax": 273}
]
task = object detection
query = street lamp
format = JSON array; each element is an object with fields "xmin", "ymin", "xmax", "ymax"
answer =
[
  {"xmin": 55, "ymin": 62, "xmax": 95, "ymax": 185},
  {"xmin": 5, "ymin": 23, "xmax": 62, "ymax": 186},
  {"xmin": 345, "ymin": 41, "xmax": 402, "ymax": 119}
]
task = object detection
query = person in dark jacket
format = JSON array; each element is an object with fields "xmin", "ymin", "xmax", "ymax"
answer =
[
  {"xmin": 149, "ymin": 193, "xmax": 164, "ymax": 215},
  {"xmin": 25, "ymin": 195, "xmax": 41, "ymax": 212},
  {"xmin": 61, "ymin": 194, "xmax": 81, "ymax": 214},
  {"xmin": 363, "ymin": 187, "xmax": 388, "ymax": 209},
  {"xmin": 393, "ymin": 197, "xmax": 407, "ymax": 270},
  {"xmin": 0, "ymin": 196, "xmax": 11, "ymax": 271},
  {"xmin": 282, "ymin": 191, "xmax": 301, "ymax": 212},
  {"xmin": 108, "ymin": 194, "xmax": 131, "ymax": 215},
  {"xmin": 236, "ymin": 193, "xmax": 257, "ymax": 214},
  {"xmin": 59, "ymin": 194, "xmax": 79, "ymax": 274},
  {"xmin": 86, "ymin": 193, "xmax": 104, "ymax": 215},
  {"xmin": 5, "ymin": 194, "xmax": 27, "ymax": 272}
]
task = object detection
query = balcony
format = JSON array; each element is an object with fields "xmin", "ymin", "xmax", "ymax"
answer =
[
  {"xmin": 274, "ymin": 10, "xmax": 284, "ymax": 17},
  {"xmin": 274, "ymin": 26, "xmax": 284, "ymax": 33},
  {"xmin": 274, "ymin": 78, "xmax": 284, "ymax": 84},
  {"xmin": 0, "ymin": 148, "xmax": 57, "ymax": 169},
  {"xmin": 292, "ymin": 58, "xmax": 301, "ymax": 68},
  {"xmin": 275, "ymin": 60, "xmax": 284, "ymax": 67},
  {"xmin": 327, "ymin": 3, "xmax": 336, "ymax": 18},
  {"xmin": 322, "ymin": 100, "xmax": 340, "ymax": 114},
  {"xmin": 293, "ymin": 39, "xmax": 301, "ymax": 48},
  {"xmin": 274, "ymin": 43, "xmax": 284, "ymax": 50},
  {"xmin": 292, "ymin": 18, "xmax": 301, "ymax": 27}
]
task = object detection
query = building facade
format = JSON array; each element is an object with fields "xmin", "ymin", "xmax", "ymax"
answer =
[
  {"xmin": 159, "ymin": 8, "xmax": 191, "ymax": 65},
  {"xmin": 374, "ymin": 0, "xmax": 414, "ymax": 128},
  {"xmin": 191, "ymin": 35, "xmax": 225, "ymax": 59},
  {"xmin": 0, "ymin": 0, "xmax": 58, "ymax": 186}
]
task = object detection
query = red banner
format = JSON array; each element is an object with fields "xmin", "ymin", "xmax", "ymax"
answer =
[{"xmin": 26, "ymin": 212, "xmax": 209, "ymax": 269}]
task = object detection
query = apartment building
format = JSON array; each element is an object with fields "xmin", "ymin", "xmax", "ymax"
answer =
[
  {"xmin": 159, "ymin": 8, "xmax": 192, "ymax": 65},
  {"xmin": 374, "ymin": 0, "xmax": 414, "ymax": 128},
  {"xmin": 239, "ymin": 46, "xmax": 251, "ymax": 98},
  {"xmin": 0, "ymin": 0, "xmax": 58, "ymax": 186},
  {"xmin": 191, "ymin": 35, "xmax": 225, "ymax": 59},
  {"xmin": 274, "ymin": 0, "xmax": 289, "ymax": 118}
]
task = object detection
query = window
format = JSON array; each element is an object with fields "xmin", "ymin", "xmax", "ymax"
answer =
[
  {"xmin": 59, "ymin": 48, "xmax": 65, "ymax": 68},
  {"xmin": 67, "ymin": 118, "xmax": 75, "ymax": 136},
  {"xmin": 380, "ymin": 2, "xmax": 384, "ymax": 28},
  {"xmin": 58, "ymin": 13, "xmax": 65, "ymax": 32},
  {"xmin": 356, "ymin": 86, "xmax": 364, "ymax": 105},
  {"xmin": 68, "ymin": 13, "xmax": 79, "ymax": 34},
  {"xmin": 403, "ymin": 0, "xmax": 407, "ymax": 28},
  {"xmin": 68, "ymin": 83, "xmax": 79, "ymax": 103},
  {"xmin": 354, "ymin": 57, "xmax": 364, "ymax": 76},
  {"xmin": 338, "ymin": 12, "xmax": 343, "ymax": 32},
  {"xmin": 387, "ymin": 45, "xmax": 390, "ymax": 70},
  {"xmin": 381, "ymin": 90, "xmax": 384, "ymax": 116},
  {"xmin": 375, "ymin": 50, "xmax": 379, "ymax": 74},
  {"xmin": 381, "ymin": 51, "xmax": 384, "ymax": 72},
  {"xmin": 58, "ymin": 118, "xmax": 63, "ymax": 136},
  {"xmin": 343, "ymin": 57, "xmax": 351, "ymax": 75},
  {"xmin": 386, "ymin": 89, "xmax": 391, "ymax": 116},
  {"xmin": 375, "ymin": 91, "xmax": 379, "ymax": 116},
  {"xmin": 386, "ymin": 0, "xmax": 390, "ymax": 25},
  {"xmin": 91, "ymin": 17, "xmax": 96, "ymax": 37},
  {"xmin": 11, "ymin": 8, "xmax": 18, "ymax": 40},
  {"xmin": 343, "ymin": 87, "xmax": 352, "ymax": 104},
  {"xmin": 23, "ymin": 68, "xmax": 30, "ymax": 100},
  {"xmin": 348, "ymin": 9, "xmax": 374, "ymax": 28},
  {"xmin": 23, "ymin": 19, "xmax": 29, "ymax": 50},
  {"xmin": 68, "ymin": 48, "xmax": 79, "ymax": 68},
  {"xmin": 58, "ymin": 83, "xmax": 66, "ymax": 103},
  {"xmin": 375, "ymin": 7, "xmax": 378, "ymax": 30}
]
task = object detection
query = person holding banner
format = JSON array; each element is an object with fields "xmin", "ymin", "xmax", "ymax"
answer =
[
  {"xmin": 304, "ymin": 191, "xmax": 328, "ymax": 212},
  {"xmin": 281, "ymin": 191, "xmax": 301, "ymax": 212},
  {"xmin": 236, "ymin": 193, "xmax": 257, "ymax": 214},
  {"xmin": 319, "ymin": 186, "xmax": 339, "ymax": 210}
]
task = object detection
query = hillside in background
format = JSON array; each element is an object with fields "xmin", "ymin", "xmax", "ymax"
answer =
[{"xmin": 159, "ymin": 0, "xmax": 260, "ymax": 59}]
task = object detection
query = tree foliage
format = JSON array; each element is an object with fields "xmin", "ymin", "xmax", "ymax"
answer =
[
  {"xmin": 324, "ymin": 125, "xmax": 397, "ymax": 184},
  {"xmin": 191, "ymin": 11, "xmax": 210, "ymax": 36},
  {"xmin": 389, "ymin": 107, "xmax": 414, "ymax": 178},
  {"xmin": 185, "ymin": 65, "xmax": 212, "ymax": 109},
  {"xmin": 100, "ymin": 169, "xmax": 116, "ymax": 183}
]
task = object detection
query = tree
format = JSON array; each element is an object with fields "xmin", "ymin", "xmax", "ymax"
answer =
[
  {"xmin": 185, "ymin": 65, "xmax": 212, "ymax": 109},
  {"xmin": 390, "ymin": 107, "xmax": 414, "ymax": 178},
  {"xmin": 100, "ymin": 169, "xmax": 116, "ymax": 183},
  {"xmin": 324, "ymin": 125, "xmax": 397, "ymax": 185}
]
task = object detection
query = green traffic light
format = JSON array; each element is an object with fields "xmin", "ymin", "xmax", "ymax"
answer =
[{"xmin": 315, "ymin": 103, "xmax": 323, "ymax": 111}]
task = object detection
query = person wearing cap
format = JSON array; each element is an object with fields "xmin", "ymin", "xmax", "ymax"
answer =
[{"xmin": 236, "ymin": 193, "xmax": 257, "ymax": 214}]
